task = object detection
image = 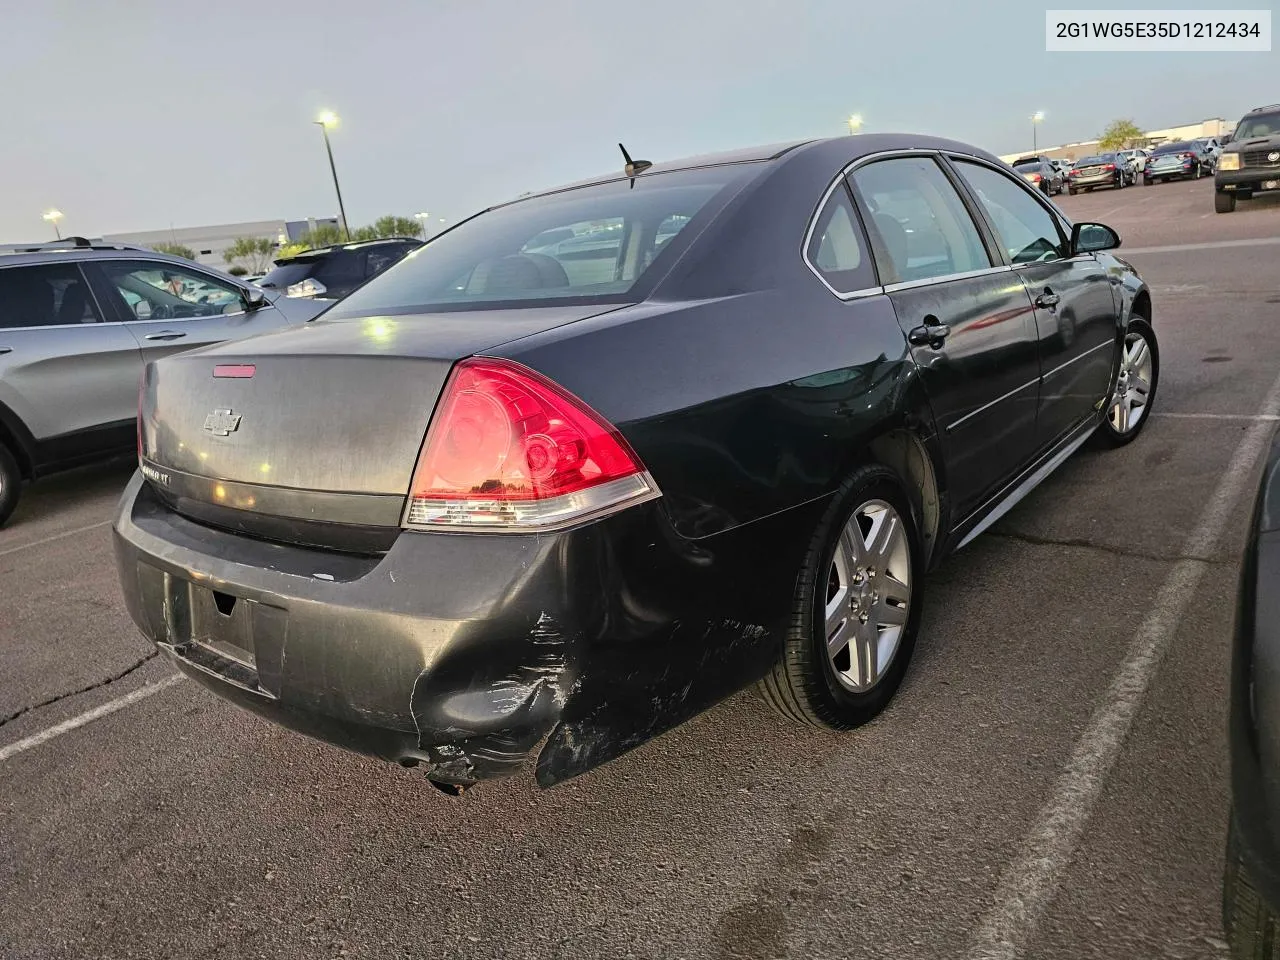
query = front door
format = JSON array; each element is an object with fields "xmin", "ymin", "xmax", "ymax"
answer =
[
  {"xmin": 949, "ymin": 158, "xmax": 1119, "ymax": 449},
  {"xmin": 849, "ymin": 155, "xmax": 1042, "ymax": 522},
  {"xmin": 0, "ymin": 263, "xmax": 142, "ymax": 460},
  {"xmin": 85, "ymin": 259, "xmax": 293, "ymax": 365}
]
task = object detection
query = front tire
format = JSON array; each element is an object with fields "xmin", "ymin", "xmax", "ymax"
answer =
[
  {"xmin": 0, "ymin": 443, "xmax": 21, "ymax": 528},
  {"xmin": 758, "ymin": 464, "xmax": 923, "ymax": 730},
  {"xmin": 1097, "ymin": 318, "xmax": 1159, "ymax": 448},
  {"xmin": 1216, "ymin": 191, "xmax": 1237, "ymax": 214}
]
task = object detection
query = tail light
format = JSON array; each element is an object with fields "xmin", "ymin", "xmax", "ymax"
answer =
[
  {"xmin": 1030, "ymin": 173, "xmax": 1042, "ymax": 181},
  {"xmin": 286, "ymin": 277, "xmax": 328, "ymax": 298},
  {"xmin": 1181, "ymin": 152, "xmax": 1195, "ymax": 160},
  {"xmin": 403, "ymin": 357, "xmax": 659, "ymax": 530},
  {"xmin": 1102, "ymin": 163, "xmax": 1115, "ymax": 171}
]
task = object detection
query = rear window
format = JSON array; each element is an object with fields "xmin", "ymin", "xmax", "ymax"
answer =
[
  {"xmin": 327, "ymin": 164, "xmax": 755, "ymax": 316},
  {"xmin": 259, "ymin": 261, "xmax": 316, "ymax": 290},
  {"xmin": 1013, "ymin": 162, "xmax": 1041, "ymax": 172},
  {"xmin": 1151, "ymin": 141, "xmax": 1191, "ymax": 155},
  {"xmin": 1076, "ymin": 155, "xmax": 1112, "ymax": 165}
]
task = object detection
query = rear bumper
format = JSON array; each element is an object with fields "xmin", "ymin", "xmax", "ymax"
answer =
[
  {"xmin": 1144, "ymin": 162, "xmax": 1195, "ymax": 179},
  {"xmin": 1069, "ymin": 173, "xmax": 1121, "ymax": 188},
  {"xmin": 112, "ymin": 472, "xmax": 812, "ymax": 786},
  {"xmin": 1216, "ymin": 169, "xmax": 1280, "ymax": 193}
]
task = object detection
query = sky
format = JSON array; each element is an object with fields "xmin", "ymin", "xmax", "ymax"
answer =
[{"xmin": 1, "ymin": 0, "xmax": 1274, "ymax": 243}]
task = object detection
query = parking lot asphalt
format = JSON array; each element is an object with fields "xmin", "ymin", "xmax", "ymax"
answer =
[{"xmin": 2, "ymin": 176, "xmax": 1279, "ymax": 960}]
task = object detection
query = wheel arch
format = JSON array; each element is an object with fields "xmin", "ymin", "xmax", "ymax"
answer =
[
  {"xmin": 865, "ymin": 427, "xmax": 943, "ymax": 568},
  {"xmin": 0, "ymin": 399, "xmax": 36, "ymax": 479}
]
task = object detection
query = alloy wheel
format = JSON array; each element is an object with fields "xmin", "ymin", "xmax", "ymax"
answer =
[
  {"xmin": 824, "ymin": 499, "xmax": 912, "ymax": 693},
  {"xmin": 1109, "ymin": 329, "xmax": 1155, "ymax": 434}
]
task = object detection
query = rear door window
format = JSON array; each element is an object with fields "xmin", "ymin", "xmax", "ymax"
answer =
[
  {"xmin": 806, "ymin": 185, "xmax": 875, "ymax": 292},
  {"xmin": 0, "ymin": 264, "xmax": 103, "ymax": 328},
  {"xmin": 850, "ymin": 156, "xmax": 992, "ymax": 284}
]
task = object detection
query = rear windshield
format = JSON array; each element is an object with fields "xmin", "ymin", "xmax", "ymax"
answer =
[
  {"xmin": 1151, "ymin": 141, "xmax": 1191, "ymax": 155},
  {"xmin": 1075, "ymin": 155, "xmax": 1112, "ymax": 165},
  {"xmin": 1013, "ymin": 162, "xmax": 1041, "ymax": 172},
  {"xmin": 258, "ymin": 261, "xmax": 314, "ymax": 289},
  {"xmin": 1235, "ymin": 114, "xmax": 1280, "ymax": 140},
  {"xmin": 326, "ymin": 164, "xmax": 755, "ymax": 316}
]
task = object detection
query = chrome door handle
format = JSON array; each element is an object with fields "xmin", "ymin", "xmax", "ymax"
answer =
[
  {"xmin": 1035, "ymin": 289, "xmax": 1061, "ymax": 309},
  {"xmin": 144, "ymin": 331, "xmax": 187, "ymax": 341}
]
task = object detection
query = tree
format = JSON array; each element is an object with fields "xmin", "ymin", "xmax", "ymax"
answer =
[
  {"xmin": 276, "ymin": 223, "xmax": 347, "ymax": 258},
  {"xmin": 223, "ymin": 236, "xmax": 275, "ymax": 273},
  {"xmin": 371, "ymin": 215, "xmax": 424, "ymax": 239},
  {"xmin": 1100, "ymin": 119, "xmax": 1145, "ymax": 150},
  {"xmin": 227, "ymin": 265, "xmax": 249, "ymax": 277},
  {"xmin": 152, "ymin": 241, "xmax": 196, "ymax": 260}
]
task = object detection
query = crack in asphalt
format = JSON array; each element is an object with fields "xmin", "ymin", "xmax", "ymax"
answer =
[
  {"xmin": 0, "ymin": 649, "xmax": 160, "ymax": 729},
  {"xmin": 989, "ymin": 529, "xmax": 1231, "ymax": 566}
]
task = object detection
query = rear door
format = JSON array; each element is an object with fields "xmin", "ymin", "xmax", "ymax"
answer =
[
  {"xmin": 949, "ymin": 157, "xmax": 1119, "ymax": 450},
  {"xmin": 86, "ymin": 259, "xmax": 294, "ymax": 365},
  {"xmin": 849, "ymin": 154, "xmax": 1042, "ymax": 521},
  {"xmin": 0, "ymin": 262, "xmax": 142, "ymax": 456}
]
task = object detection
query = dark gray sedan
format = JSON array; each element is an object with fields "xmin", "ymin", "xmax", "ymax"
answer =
[{"xmin": 114, "ymin": 134, "xmax": 1156, "ymax": 793}]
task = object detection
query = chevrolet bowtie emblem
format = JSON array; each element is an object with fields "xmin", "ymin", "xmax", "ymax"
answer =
[{"xmin": 203, "ymin": 409, "xmax": 242, "ymax": 436}]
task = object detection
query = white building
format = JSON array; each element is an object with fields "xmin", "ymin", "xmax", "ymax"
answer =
[
  {"xmin": 998, "ymin": 117, "xmax": 1236, "ymax": 164},
  {"xmin": 102, "ymin": 217, "xmax": 341, "ymax": 268}
]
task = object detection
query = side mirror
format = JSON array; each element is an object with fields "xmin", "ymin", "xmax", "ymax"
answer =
[
  {"xmin": 1071, "ymin": 222, "xmax": 1121, "ymax": 255},
  {"xmin": 133, "ymin": 300, "xmax": 153, "ymax": 320},
  {"xmin": 244, "ymin": 287, "xmax": 266, "ymax": 312},
  {"xmin": 1222, "ymin": 133, "xmax": 1234, "ymax": 145}
]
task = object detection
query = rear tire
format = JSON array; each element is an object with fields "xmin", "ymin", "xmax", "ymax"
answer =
[
  {"xmin": 1068, "ymin": 186, "xmax": 1078, "ymax": 196},
  {"xmin": 0, "ymin": 443, "xmax": 21, "ymax": 528},
  {"xmin": 1096, "ymin": 318, "xmax": 1159, "ymax": 448},
  {"xmin": 1224, "ymin": 817, "xmax": 1280, "ymax": 958},
  {"xmin": 758, "ymin": 464, "xmax": 923, "ymax": 730},
  {"xmin": 1217, "ymin": 191, "xmax": 1237, "ymax": 214}
]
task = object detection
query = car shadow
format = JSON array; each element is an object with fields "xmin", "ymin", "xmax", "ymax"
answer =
[{"xmin": 6, "ymin": 456, "xmax": 137, "ymax": 531}]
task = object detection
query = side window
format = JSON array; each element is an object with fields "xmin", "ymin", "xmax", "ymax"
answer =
[
  {"xmin": 806, "ymin": 185, "xmax": 875, "ymax": 292},
  {"xmin": 100, "ymin": 261, "xmax": 244, "ymax": 321},
  {"xmin": 366, "ymin": 247, "xmax": 403, "ymax": 277},
  {"xmin": 0, "ymin": 264, "xmax": 102, "ymax": 328},
  {"xmin": 312, "ymin": 249, "xmax": 368, "ymax": 289},
  {"xmin": 951, "ymin": 160, "xmax": 1066, "ymax": 265},
  {"xmin": 850, "ymin": 157, "xmax": 992, "ymax": 284}
]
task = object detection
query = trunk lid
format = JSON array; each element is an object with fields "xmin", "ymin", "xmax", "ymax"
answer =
[{"xmin": 139, "ymin": 306, "xmax": 623, "ymax": 549}]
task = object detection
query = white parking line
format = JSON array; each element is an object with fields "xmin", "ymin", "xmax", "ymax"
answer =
[
  {"xmin": 1155, "ymin": 412, "xmax": 1280, "ymax": 421},
  {"xmin": 0, "ymin": 520, "xmax": 111, "ymax": 559},
  {"xmin": 0, "ymin": 674, "xmax": 184, "ymax": 764},
  {"xmin": 1123, "ymin": 236, "xmax": 1280, "ymax": 255},
  {"xmin": 967, "ymin": 369, "xmax": 1280, "ymax": 960}
]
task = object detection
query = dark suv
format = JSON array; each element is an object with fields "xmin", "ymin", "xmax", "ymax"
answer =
[
  {"xmin": 0, "ymin": 238, "xmax": 314, "ymax": 526},
  {"xmin": 1216, "ymin": 104, "xmax": 1280, "ymax": 213},
  {"xmin": 257, "ymin": 237, "xmax": 422, "ymax": 302}
]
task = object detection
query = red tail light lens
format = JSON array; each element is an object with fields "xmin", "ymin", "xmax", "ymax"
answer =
[
  {"xmin": 1102, "ymin": 163, "xmax": 1115, "ymax": 170},
  {"xmin": 404, "ymin": 357, "xmax": 658, "ymax": 529},
  {"xmin": 1030, "ymin": 174, "xmax": 1042, "ymax": 181}
]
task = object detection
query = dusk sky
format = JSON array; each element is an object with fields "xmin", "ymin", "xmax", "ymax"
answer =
[{"xmin": 2, "ymin": 0, "xmax": 1274, "ymax": 243}]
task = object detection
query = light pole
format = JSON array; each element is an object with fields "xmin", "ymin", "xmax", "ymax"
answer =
[
  {"xmin": 1031, "ymin": 111, "xmax": 1045, "ymax": 152},
  {"xmin": 42, "ymin": 209, "xmax": 64, "ymax": 240},
  {"xmin": 314, "ymin": 111, "xmax": 350, "ymax": 241},
  {"xmin": 414, "ymin": 211, "xmax": 431, "ymax": 239},
  {"xmin": 847, "ymin": 113, "xmax": 864, "ymax": 135}
]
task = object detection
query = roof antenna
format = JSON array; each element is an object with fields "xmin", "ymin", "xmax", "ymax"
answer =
[{"xmin": 619, "ymin": 143, "xmax": 652, "ymax": 187}]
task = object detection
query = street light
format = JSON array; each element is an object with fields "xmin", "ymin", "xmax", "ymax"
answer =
[
  {"xmin": 42, "ymin": 209, "xmax": 63, "ymax": 240},
  {"xmin": 313, "ymin": 111, "xmax": 350, "ymax": 241},
  {"xmin": 847, "ymin": 113, "xmax": 864, "ymax": 135},
  {"xmin": 1031, "ymin": 110, "xmax": 1045, "ymax": 152}
]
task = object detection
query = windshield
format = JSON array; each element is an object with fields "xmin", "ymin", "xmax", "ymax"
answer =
[
  {"xmin": 1235, "ymin": 115, "xmax": 1280, "ymax": 140},
  {"xmin": 327, "ymin": 165, "xmax": 753, "ymax": 316},
  {"xmin": 1151, "ymin": 142, "xmax": 1191, "ymax": 155}
]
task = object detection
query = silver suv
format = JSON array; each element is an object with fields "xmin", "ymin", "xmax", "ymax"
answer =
[{"xmin": 0, "ymin": 238, "xmax": 319, "ymax": 526}]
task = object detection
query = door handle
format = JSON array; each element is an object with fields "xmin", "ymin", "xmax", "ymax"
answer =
[
  {"xmin": 144, "ymin": 331, "xmax": 187, "ymax": 341},
  {"xmin": 907, "ymin": 316, "xmax": 951, "ymax": 348},
  {"xmin": 1035, "ymin": 289, "xmax": 1061, "ymax": 309}
]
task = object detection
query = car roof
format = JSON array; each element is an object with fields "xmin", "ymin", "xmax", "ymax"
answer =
[
  {"xmin": 494, "ymin": 134, "xmax": 1006, "ymax": 209},
  {"xmin": 274, "ymin": 236, "xmax": 423, "ymax": 262},
  {"xmin": 0, "ymin": 239, "xmax": 219, "ymax": 271}
]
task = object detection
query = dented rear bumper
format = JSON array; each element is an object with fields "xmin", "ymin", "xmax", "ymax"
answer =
[{"xmin": 112, "ymin": 472, "xmax": 815, "ymax": 786}]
